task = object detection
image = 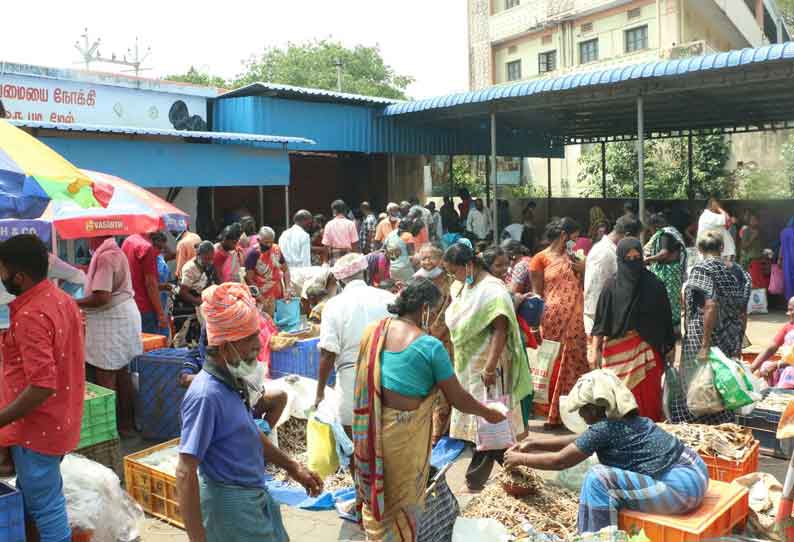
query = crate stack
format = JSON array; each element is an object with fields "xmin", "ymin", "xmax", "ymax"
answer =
[
  {"xmin": 74, "ymin": 383, "xmax": 123, "ymax": 479},
  {"xmin": 130, "ymin": 348, "xmax": 190, "ymax": 441}
]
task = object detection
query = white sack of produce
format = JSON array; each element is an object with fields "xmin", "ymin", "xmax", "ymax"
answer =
[
  {"xmin": 268, "ymin": 375, "xmax": 339, "ymax": 422},
  {"xmin": 62, "ymin": 454, "xmax": 143, "ymax": 542},
  {"xmin": 451, "ymin": 517, "xmax": 511, "ymax": 542},
  {"xmin": 732, "ymin": 472, "xmax": 784, "ymax": 541}
]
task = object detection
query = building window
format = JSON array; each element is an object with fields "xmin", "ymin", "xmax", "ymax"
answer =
[
  {"xmin": 579, "ymin": 39, "xmax": 599, "ymax": 64},
  {"xmin": 505, "ymin": 0, "xmax": 520, "ymax": 8},
  {"xmin": 506, "ymin": 60, "xmax": 522, "ymax": 81},
  {"xmin": 538, "ymin": 50, "xmax": 556, "ymax": 73},
  {"xmin": 627, "ymin": 7, "xmax": 641, "ymax": 19},
  {"xmin": 625, "ymin": 25, "xmax": 648, "ymax": 53},
  {"xmin": 580, "ymin": 22, "xmax": 593, "ymax": 34}
]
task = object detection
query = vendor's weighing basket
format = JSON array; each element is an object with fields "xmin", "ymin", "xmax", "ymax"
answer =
[{"xmin": 124, "ymin": 438, "xmax": 183, "ymax": 528}]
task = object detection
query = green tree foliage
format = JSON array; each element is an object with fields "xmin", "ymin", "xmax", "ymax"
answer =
[
  {"xmin": 577, "ymin": 134, "xmax": 731, "ymax": 198},
  {"xmin": 233, "ymin": 40, "xmax": 414, "ymax": 99},
  {"xmin": 165, "ymin": 66, "xmax": 227, "ymax": 88}
]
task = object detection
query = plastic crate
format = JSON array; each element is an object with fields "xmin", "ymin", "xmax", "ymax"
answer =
[
  {"xmin": 79, "ymin": 383, "xmax": 118, "ymax": 449},
  {"xmin": 124, "ymin": 439, "xmax": 182, "ymax": 528},
  {"xmin": 130, "ymin": 349, "xmax": 189, "ymax": 441},
  {"xmin": 141, "ymin": 333, "xmax": 168, "ymax": 352},
  {"xmin": 270, "ymin": 338, "xmax": 336, "ymax": 387},
  {"xmin": 619, "ymin": 480, "xmax": 749, "ymax": 542},
  {"xmin": 0, "ymin": 482, "xmax": 24, "ymax": 542},
  {"xmin": 699, "ymin": 440, "xmax": 760, "ymax": 483},
  {"xmin": 74, "ymin": 438, "xmax": 123, "ymax": 480},
  {"xmin": 735, "ymin": 388, "xmax": 794, "ymax": 459}
]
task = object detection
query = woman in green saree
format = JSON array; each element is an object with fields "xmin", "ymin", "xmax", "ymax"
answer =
[{"xmin": 443, "ymin": 242, "xmax": 533, "ymax": 490}]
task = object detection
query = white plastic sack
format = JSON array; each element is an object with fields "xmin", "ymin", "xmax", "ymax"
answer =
[
  {"xmin": 451, "ymin": 517, "xmax": 511, "ymax": 542},
  {"xmin": 62, "ymin": 454, "xmax": 143, "ymax": 542},
  {"xmin": 526, "ymin": 339, "xmax": 560, "ymax": 405},
  {"xmin": 747, "ymin": 288, "xmax": 769, "ymax": 315},
  {"xmin": 266, "ymin": 375, "xmax": 339, "ymax": 423}
]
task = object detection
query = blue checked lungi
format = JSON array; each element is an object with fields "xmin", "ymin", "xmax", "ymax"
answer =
[{"xmin": 578, "ymin": 446, "xmax": 709, "ymax": 534}]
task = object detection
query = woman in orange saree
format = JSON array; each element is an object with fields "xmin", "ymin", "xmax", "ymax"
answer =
[{"xmin": 529, "ymin": 218, "xmax": 590, "ymax": 428}]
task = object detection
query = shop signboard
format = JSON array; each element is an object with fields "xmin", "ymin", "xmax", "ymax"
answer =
[{"xmin": 0, "ymin": 66, "xmax": 208, "ymax": 131}]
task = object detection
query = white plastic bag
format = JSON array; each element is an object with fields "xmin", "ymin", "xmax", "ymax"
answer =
[
  {"xmin": 550, "ymin": 455, "xmax": 599, "ymax": 492},
  {"xmin": 686, "ymin": 362, "xmax": 724, "ymax": 416},
  {"xmin": 62, "ymin": 454, "xmax": 143, "ymax": 542},
  {"xmin": 451, "ymin": 517, "xmax": 511, "ymax": 542},
  {"xmin": 526, "ymin": 339, "xmax": 560, "ymax": 405},
  {"xmin": 267, "ymin": 375, "xmax": 339, "ymax": 422},
  {"xmin": 475, "ymin": 400, "xmax": 515, "ymax": 452},
  {"xmin": 747, "ymin": 288, "xmax": 769, "ymax": 314}
]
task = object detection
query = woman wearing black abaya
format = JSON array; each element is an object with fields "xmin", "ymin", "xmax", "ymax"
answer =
[{"xmin": 590, "ymin": 238, "xmax": 675, "ymax": 421}]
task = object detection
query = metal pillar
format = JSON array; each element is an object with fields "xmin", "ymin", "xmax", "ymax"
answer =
[
  {"xmin": 258, "ymin": 186, "xmax": 265, "ymax": 228},
  {"xmin": 637, "ymin": 96, "xmax": 645, "ymax": 223},
  {"xmin": 448, "ymin": 154, "xmax": 454, "ymax": 196},
  {"xmin": 547, "ymin": 157, "xmax": 552, "ymax": 222},
  {"xmin": 601, "ymin": 142, "xmax": 607, "ymax": 199},
  {"xmin": 284, "ymin": 185, "xmax": 290, "ymax": 231},
  {"xmin": 490, "ymin": 113, "xmax": 498, "ymax": 240},
  {"xmin": 686, "ymin": 132, "xmax": 695, "ymax": 199}
]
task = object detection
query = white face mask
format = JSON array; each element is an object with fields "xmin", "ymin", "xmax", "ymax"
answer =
[
  {"xmin": 415, "ymin": 267, "xmax": 443, "ymax": 279},
  {"xmin": 226, "ymin": 344, "xmax": 258, "ymax": 380}
]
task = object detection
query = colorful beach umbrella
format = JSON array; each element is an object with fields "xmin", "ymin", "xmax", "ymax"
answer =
[
  {"xmin": 41, "ymin": 169, "xmax": 189, "ymax": 239},
  {"xmin": 0, "ymin": 119, "xmax": 113, "ymax": 220}
]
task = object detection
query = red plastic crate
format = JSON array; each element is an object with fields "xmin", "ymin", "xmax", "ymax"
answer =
[
  {"xmin": 141, "ymin": 333, "xmax": 167, "ymax": 352},
  {"xmin": 619, "ymin": 480, "xmax": 749, "ymax": 542},
  {"xmin": 699, "ymin": 440, "xmax": 760, "ymax": 483}
]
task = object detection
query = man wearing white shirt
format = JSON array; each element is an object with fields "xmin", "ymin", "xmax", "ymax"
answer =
[
  {"xmin": 279, "ymin": 210, "xmax": 313, "ymax": 269},
  {"xmin": 583, "ymin": 216, "xmax": 641, "ymax": 334},
  {"xmin": 697, "ymin": 197, "xmax": 735, "ymax": 262},
  {"xmin": 466, "ymin": 198, "xmax": 491, "ymax": 241},
  {"xmin": 315, "ymin": 253, "xmax": 394, "ymax": 432}
]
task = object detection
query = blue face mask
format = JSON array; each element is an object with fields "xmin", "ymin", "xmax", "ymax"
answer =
[{"xmin": 465, "ymin": 264, "xmax": 475, "ymax": 285}]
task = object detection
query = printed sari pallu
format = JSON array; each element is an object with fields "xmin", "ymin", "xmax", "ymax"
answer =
[{"xmin": 353, "ymin": 318, "xmax": 435, "ymax": 542}]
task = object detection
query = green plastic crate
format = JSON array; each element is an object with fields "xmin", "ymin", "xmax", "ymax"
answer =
[{"xmin": 79, "ymin": 383, "xmax": 118, "ymax": 448}]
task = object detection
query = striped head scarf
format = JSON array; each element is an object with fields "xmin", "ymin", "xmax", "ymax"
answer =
[{"xmin": 201, "ymin": 282, "xmax": 260, "ymax": 346}]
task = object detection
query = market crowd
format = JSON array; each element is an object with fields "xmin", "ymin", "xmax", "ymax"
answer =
[{"xmin": 1, "ymin": 191, "xmax": 793, "ymax": 542}]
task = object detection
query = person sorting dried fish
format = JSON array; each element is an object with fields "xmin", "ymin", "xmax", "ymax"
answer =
[
  {"xmin": 504, "ymin": 370, "xmax": 709, "ymax": 534},
  {"xmin": 354, "ymin": 279, "xmax": 507, "ymax": 541},
  {"xmin": 176, "ymin": 283, "xmax": 322, "ymax": 542}
]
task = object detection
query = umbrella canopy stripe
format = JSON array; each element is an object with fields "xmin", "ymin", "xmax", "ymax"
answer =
[
  {"xmin": 37, "ymin": 169, "xmax": 189, "ymax": 240},
  {"xmin": 0, "ymin": 120, "xmax": 112, "ymax": 217}
]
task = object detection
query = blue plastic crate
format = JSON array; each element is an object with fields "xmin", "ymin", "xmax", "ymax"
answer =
[
  {"xmin": 270, "ymin": 338, "xmax": 336, "ymax": 387},
  {"xmin": 736, "ymin": 388, "xmax": 794, "ymax": 459},
  {"xmin": 0, "ymin": 482, "xmax": 25, "ymax": 542},
  {"xmin": 131, "ymin": 348, "xmax": 189, "ymax": 441}
]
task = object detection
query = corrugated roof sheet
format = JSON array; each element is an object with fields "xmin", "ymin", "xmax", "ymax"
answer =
[
  {"xmin": 218, "ymin": 82, "xmax": 400, "ymax": 106},
  {"xmin": 10, "ymin": 119, "xmax": 315, "ymax": 146},
  {"xmin": 383, "ymin": 42, "xmax": 794, "ymax": 116}
]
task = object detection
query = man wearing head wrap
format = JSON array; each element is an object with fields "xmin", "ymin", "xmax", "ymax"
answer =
[
  {"xmin": 503, "ymin": 369, "xmax": 709, "ymax": 534},
  {"xmin": 317, "ymin": 253, "xmax": 395, "ymax": 432},
  {"xmin": 177, "ymin": 283, "xmax": 323, "ymax": 542}
]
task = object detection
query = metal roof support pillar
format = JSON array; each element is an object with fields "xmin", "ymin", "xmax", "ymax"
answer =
[
  {"xmin": 284, "ymin": 185, "xmax": 290, "ymax": 232},
  {"xmin": 601, "ymin": 142, "xmax": 607, "ymax": 199},
  {"xmin": 686, "ymin": 132, "xmax": 695, "ymax": 199},
  {"xmin": 259, "ymin": 185, "xmax": 265, "ymax": 230},
  {"xmin": 547, "ymin": 157, "xmax": 552, "ymax": 222},
  {"xmin": 448, "ymin": 154, "xmax": 454, "ymax": 196},
  {"xmin": 637, "ymin": 96, "xmax": 645, "ymax": 225},
  {"xmin": 490, "ymin": 112, "xmax": 498, "ymax": 241}
]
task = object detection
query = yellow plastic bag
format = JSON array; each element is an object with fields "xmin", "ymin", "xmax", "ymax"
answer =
[{"xmin": 307, "ymin": 416, "xmax": 338, "ymax": 478}]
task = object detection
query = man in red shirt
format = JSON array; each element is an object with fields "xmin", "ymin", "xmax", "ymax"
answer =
[
  {"xmin": 122, "ymin": 232, "xmax": 169, "ymax": 336},
  {"xmin": 0, "ymin": 234, "xmax": 85, "ymax": 542}
]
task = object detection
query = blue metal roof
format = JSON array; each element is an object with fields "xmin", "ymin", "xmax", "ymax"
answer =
[
  {"xmin": 10, "ymin": 119, "xmax": 315, "ymax": 146},
  {"xmin": 383, "ymin": 42, "xmax": 794, "ymax": 117},
  {"xmin": 218, "ymin": 82, "xmax": 400, "ymax": 106}
]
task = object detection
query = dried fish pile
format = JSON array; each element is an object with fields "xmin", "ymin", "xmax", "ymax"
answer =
[
  {"xmin": 756, "ymin": 391, "xmax": 794, "ymax": 413},
  {"xmin": 277, "ymin": 417, "xmax": 308, "ymax": 456},
  {"xmin": 658, "ymin": 423, "xmax": 755, "ymax": 461},
  {"xmin": 462, "ymin": 477, "xmax": 578, "ymax": 538}
]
